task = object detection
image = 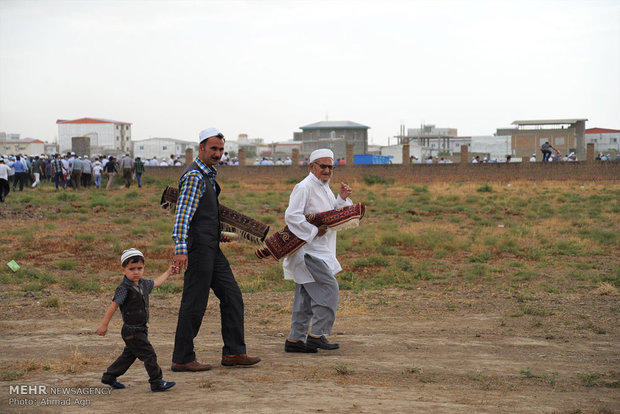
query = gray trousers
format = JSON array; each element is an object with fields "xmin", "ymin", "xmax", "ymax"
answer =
[{"xmin": 289, "ymin": 254, "xmax": 339, "ymax": 341}]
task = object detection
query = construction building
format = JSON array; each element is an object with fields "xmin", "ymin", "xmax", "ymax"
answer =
[
  {"xmin": 400, "ymin": 124, "xmax": 469, "ymax": 157},
  {"xmin": 496, "ymin": 119, "xmax": 587, "ymax": 159}
]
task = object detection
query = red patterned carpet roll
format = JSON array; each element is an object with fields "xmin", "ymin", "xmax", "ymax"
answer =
[
  {"xmin": 255, "ymin": 203, "xmax": 366, "ymax": 260},
  {"xmin": 160, "ymin": 186, "xmax": 270, "ymax": 244}
]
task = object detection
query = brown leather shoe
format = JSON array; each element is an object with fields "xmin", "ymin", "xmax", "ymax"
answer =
[
  {"xmin": 221, "ymin": 353, "xmax": 261, "ymax": 367},
  {"xmin": 171, "ymin": 360, "xmax": 213, "ymax": 372}
]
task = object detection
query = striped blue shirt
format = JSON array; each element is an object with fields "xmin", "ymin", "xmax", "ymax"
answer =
[{"xmin": 172, "ymin": 158, "xmax": 217, "ymax": 255}]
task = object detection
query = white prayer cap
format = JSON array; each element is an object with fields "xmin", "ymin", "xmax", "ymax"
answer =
[
  {"xmin": 199, "ymin": 127, "xmax": 224, "ymax": 143},
  {"xmin": 309, "ymin": 149, "xmax": 334, "ymax": 163},
  {"xmin": 121, "ymin": 248, "xmax": 144, "ymax": 265}
]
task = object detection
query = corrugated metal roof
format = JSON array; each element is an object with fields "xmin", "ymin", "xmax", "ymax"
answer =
[
  {"xmin": 300, "ymin": 120, "xmax": 370, "ymax": 130},
  {"xmin": 56, "ymin": 117, "xmax": 132, "ymax": 125},
  {"xmin": 511, "ymin": 119, "xmax": 587, "ymax": 126}
]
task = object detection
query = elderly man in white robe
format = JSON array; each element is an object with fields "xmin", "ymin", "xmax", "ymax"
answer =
[{"xmin": 283, "ymin": 149, "xmax": 353, "ymax": 353}]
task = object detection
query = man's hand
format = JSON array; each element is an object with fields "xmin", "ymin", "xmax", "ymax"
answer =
[
  {"xmin": 339, "ymin": 182, "xmax": 352, "ymax": 200},
  {"xmin": 173, "ymin": 254, "xmax": 188, "ymax": 271},
  {"xmin": 316, "ymin": 224, "xmax": 328, "ymax": 237}
]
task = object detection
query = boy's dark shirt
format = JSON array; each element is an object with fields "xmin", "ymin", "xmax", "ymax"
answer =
[{"xmin": 112, "ymin": 276, "xmax": 154, "ymax": 327}]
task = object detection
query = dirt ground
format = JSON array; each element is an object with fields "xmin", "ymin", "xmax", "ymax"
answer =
[
  {"xmin": 1, "ymin": 282, "xmax": 618, "ymax": 414},
  {"xmin": 0, "ymin": 182, "xmax": 618, "ymax": 414}
]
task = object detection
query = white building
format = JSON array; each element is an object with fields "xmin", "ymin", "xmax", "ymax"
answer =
[
  {"xmin": 379, "ymin": 143, "xmax": 425, "ymax": 164},
  {"xmin": 585, "ymin": 128, "xmax": 620, "ymax": 153},
  {"xmin": 470, "ymin": 136, "xmax": 513, "ymax": 161},
  {"xmin": 56, "ymin": 117, "xmax": 132, "ymax": 154},
  {"xmin": 132, "ymin": 138, "xmax": 198, "ymax": 163}
]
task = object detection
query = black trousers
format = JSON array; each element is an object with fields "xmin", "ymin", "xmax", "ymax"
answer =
[
  {"xmin": 0, "ymin": 178, "xmax": 9, "ymax": 202},
  {"xmin": 172, "ymin": 243, "xmax": 246, "ymax": 364},
  {"xmin": 13, "ymin": 172, "xmax": 25, "ymax": 191},
  {"xmin": 102, "ymin": 325, "xmax": 162, "ymax": 385},
  {"xmin": 82, "ymin": 173, "xmax": 91, "ymax": 187}
]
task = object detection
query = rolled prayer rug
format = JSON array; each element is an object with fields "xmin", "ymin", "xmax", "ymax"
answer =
[
  {"xmin": 255, "ymin": 202, "xmax": 366, "ymax": 260},
  {"xmin": 160, "ymin": 186, "xmax": 270, "ymax": 245}
]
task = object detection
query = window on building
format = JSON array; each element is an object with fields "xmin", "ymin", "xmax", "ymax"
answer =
[
  {"xmin": 592, "ymin": 138, "xmax": 598, "ymax": 143},
  {"xmin": 116, "ymin": 125, "xmax": 119, "ymax": 130},
  {"xmin": 126, "ymin": 125, "xmax": 129, "ymax": 130},
  {"xmin": 555, "ymin": 138, "xmax": 565, "ymax": 145},
  {"xmin": 139, "ymin": 146, "xmax": 144, "ymax": 150},
  {"xmin": 611, "ymin": 138, "xmax": 617, "ymax": 143},
  {"xmin": 163, "ymin": 146, "xmax": 168, "ymax": 150}
]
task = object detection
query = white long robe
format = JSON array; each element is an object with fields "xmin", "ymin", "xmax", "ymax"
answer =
[{"xmin": 282, "ymin": 173, "xmax": 352, "ymax": 284}]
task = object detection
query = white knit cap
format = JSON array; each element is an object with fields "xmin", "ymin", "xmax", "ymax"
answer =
[
  {"xmin": 121, "ymin": 248, "xmax": 144, "ymax": 265},
  {"xmin": 199, "ymin": 127, "xmax": 224, "ymax": 143},
  {"xmin": 309, "ymin": 149, "xmax": 334, "ymax": 163}
]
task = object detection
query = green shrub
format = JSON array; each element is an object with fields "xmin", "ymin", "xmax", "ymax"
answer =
[
  {"xmin": 476, "ymin": 184, "xmax": 493, "ymax": 193},
  {"xmin": 363, "ymin": 175, "xmax": 394, "ymax": 185},
  {"xmin": 54, "ymin": 259, "xmax": 77, "ymax": 271},
  {"xmin": 65, "ymin": 277, "xmax": 100, "ymax": 292}
]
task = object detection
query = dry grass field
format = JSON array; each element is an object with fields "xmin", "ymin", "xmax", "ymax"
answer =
[{"xmin": 0, "ymin": 176, "xmax": 618, "ymax": 413}]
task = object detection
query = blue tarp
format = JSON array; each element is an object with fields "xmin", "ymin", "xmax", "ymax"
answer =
[{"xmin": 353, "ymin": 154, "xmax": 393, "ymax": 165}]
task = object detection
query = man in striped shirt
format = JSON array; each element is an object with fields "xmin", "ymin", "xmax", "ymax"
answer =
[{"xmin": 170, "ymin": 127, "xmax": 260, "ymax": 372}]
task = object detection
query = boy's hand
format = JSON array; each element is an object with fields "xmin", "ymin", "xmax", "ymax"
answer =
[
  {"xmin": 168, "ymin": 263, "xmax": 179, "ymax": 275},
  {"xmin": 96, "ymin": 325, "xmax": 107, "ymax": 336}
]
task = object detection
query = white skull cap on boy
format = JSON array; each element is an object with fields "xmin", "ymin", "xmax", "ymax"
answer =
[{"xmin": 121, "ymin": 248, "xmax": 144, "ymax": 264}]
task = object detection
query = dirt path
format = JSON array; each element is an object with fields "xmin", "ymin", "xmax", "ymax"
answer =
[{"xmin": 1, "ymin": 287, "xmax": 618, "ymax": 413}]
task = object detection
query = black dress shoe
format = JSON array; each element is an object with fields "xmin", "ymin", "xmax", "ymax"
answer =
[
  {"xmin": 151, "ymin": 380, "xmax": 176, "ymax": 392},
  {"xmin": 101, "ymin": 378, "xmax": 126, "ymax": 389},
  {"xmin": 306, "ymin": 335, "xmax": 340, "ymax": 350},
  {"xmin": 285, "ymin": 340, "xmax": 318, "ymax": 353}
]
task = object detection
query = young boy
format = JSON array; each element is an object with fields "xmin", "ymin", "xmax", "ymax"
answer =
[{"xmin": 97, "ymin": 248, "xmax": 177, "ymax": 392}]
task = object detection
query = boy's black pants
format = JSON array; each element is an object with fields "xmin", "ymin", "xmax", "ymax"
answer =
[{"xmin": 102, "ymin": 325, "xmax": 162, "ymax": 385}]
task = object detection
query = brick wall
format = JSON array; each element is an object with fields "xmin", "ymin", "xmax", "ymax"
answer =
[{"xmin": 145, "ymin": 161, "xmax": 619, "ymax": 184}]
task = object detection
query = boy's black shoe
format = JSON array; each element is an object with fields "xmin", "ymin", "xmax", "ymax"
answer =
[
  {"xmin": 101, "ymin": 378, "xmax": 126, "ymax": 389},
  {"xmin": 306, "ymin": 335, "xmax": 340, "ymax": 350},
  {"xmin": 285, "ymin": 340, "xmax": 318, "ymax": 353},
  {"xmin": 151, "ymin": 380, "xmax": 176, "ymax": 392}
]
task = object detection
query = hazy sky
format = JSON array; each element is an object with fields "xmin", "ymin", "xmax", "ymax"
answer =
[{"xmin": 1, "ymin": 0, "xmax": 618, "ymax": 146}]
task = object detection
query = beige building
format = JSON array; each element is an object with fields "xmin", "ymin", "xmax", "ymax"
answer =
[{"xmin": 1, "ymin": 138, "xmax": 46, "ymax": 155}]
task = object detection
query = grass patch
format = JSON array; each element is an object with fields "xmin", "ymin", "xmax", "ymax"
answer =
[
  {"xmin": 363, "ymin": 175, "xmax": 394, "ymax": 185},
  {"xmin": 331, "ymin": 362, "xmax": 353, "ymax": 376},
  {"xmin": 65, "ymin": 276, "xmax": 100, "ymax": 293},
  {"xmin": 520, "ymin": 368, "xmax": 557, "ymax": 385},
  {"xmin": 579, "ymin": 372, "xmax": 619, "ymax": 388},
  {"xmin": 53, "ymin": 259, "xmax": 77, "ymax": 271}
]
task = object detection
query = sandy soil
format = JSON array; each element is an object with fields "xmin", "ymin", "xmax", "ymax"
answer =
[{"xmin": 1, "ymin": 284, "xmax": 618, "ymax": 414}]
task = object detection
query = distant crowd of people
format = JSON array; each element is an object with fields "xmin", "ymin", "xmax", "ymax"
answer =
[
  {"xmin": 0, "ymin": 151, "xmax": 178, "ymax": 202},
  {"xmin": 252, "ymin": 156, "xmax": 347, "ymax": 166}
]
